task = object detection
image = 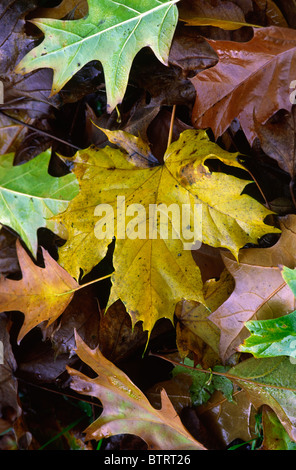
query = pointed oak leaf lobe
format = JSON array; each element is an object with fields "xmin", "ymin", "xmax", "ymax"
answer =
[{"xmin": 0, "ymin": 240, "xmax": 78, "ymax": 343}]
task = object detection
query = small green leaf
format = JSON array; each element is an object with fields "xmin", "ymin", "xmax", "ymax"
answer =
[
  {"xmin": 0, "ymin": 150, "xmax": 78, "ymax": 256},
  {"xmin": 172, "ymin": 358, "xmax": 234, "ymax": 406},
  {"xmin": 281, "ymin": 266, "xmax": 296, "ymax": 298},
  {"xmin": 239, "ymin": 310, "xmax": 296, "ymax": 358}
]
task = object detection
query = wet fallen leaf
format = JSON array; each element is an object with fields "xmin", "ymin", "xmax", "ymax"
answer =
[
  {"xmin": 33, "ymin": 0, "xmax": 88, "ymax": 20},
  {"xmin": 253, "ymin": 111, "xmax": 296, "ymax": 178},
  {"xmin": 175, "ymin": 269, "xmax": 234, "ymax": 364},
  {"xmin": 191, "ymin": 26, "xmax": 296, "ymax": 143},
  {"xmin": 261, "ymin": 406, "xmax": 296, "ymax": 450},
  {"xmin": 42, "ymin": 284, "xmax": 101, "ymax": 357},
  {"xmin": 179, "ymin": 0, "xmax": 254, "ymax": 30},
  {"xmin": 229, "ymin": 356, "xmax": 296, "ymax": 442},
  {"xmin": 0, "ymin": 228, "xmax": 19, "ymax": 277},
  {"xmin": 67, "ymin": 332, "xmax": 206, "ymax": 450},
  {"xmin": 253, "ymin": 0, "xmax": 288, "ymax": 27},
  {"xmin": 196, "ymin": 388, "xmax": 257, "ymax": 447}
]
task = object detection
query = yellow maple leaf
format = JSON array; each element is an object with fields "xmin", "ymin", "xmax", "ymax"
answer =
[{"xmin": 55, "ymin": 129, "xmax": 279, "ymax": 334}]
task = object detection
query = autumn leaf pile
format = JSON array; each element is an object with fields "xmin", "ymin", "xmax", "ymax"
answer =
[{"xmin": 1, "ymin": 0, "xmax": 296, "ymax": 451}]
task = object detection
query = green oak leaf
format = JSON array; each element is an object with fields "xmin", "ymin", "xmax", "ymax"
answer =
[
  {"xmin": 15, "ymin": 0, "xmax": 179, "ymax": 112},
  {"xmin": 0, "ymin": 150, "xmax": 79, "ymax": 256},
  {"xmin": 239, "ymin": 266, "xmax": 296, "ymax": 359}
]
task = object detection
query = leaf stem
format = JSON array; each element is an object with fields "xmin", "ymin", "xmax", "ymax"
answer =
[
  {"xmin": 151, "ymin": 352, "xmax": 296, "ymax": 393},
  {"xmin": 167, "ymin": 105, "xmax": 176, "ymax": 150},
  {"xmin": 0, "ymin": 110, "xmax": 81, "ymax": 151},
  {"xmin": 55, "ymin": 272, "xmax": 114, "ymax": 296},
  {"xmin": 239, "ymin": 160, "xmax": 271, "ymax": 210}
]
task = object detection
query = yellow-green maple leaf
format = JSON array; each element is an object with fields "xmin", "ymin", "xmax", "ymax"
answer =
[{"xmin": 55, "ymin": 129, "xmax": 279, "ymax": 334}]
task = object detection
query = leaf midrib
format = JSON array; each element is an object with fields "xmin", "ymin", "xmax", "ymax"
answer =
[{"xmin": 0, "ymin": 183, "xmax": 74, "ymax": 203}]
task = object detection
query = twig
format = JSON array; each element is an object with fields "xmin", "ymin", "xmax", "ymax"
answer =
[
  {"xmin": 150, "ymin": 352, "xmax": 296, "ymax": 393},
  {"xmin": 17, "ymin": 377, "xmax": 102, "ymax": 408},
  {"xmin": 0, "ymin": 110, "xmax": 81, "ymax": 151}
]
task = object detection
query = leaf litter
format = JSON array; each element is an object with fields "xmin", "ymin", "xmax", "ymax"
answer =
[{"xmin": 0, "ymin": 0, "xmax": 296, "ymax": 452}]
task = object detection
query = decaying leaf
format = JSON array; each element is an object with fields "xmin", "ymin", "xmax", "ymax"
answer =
[
  {"xmin": 33, "ymin": 0, "xmax": 88, "ymax": 20},
  {"xmin": 191, "ymin": 26, "xmax": 296, "ymax": 143},
  {"xmin": 253, "ymin": 0, "xmax": 288, "ymax": 27},
  {"xmin": 229, "ymin": 356, "xmax": 296, "ymax": 442},
  {"xmin": 0, "ymin": 0, "xmax": 39, "ymax": 78},
  {"xmin": 172, "ymin": 358, "xmax": 234, "ymax": 406},
  {"xmin": 0, "ymin": 113, "xmax": 33, "ymax": 155},
  {"xmin": 0, "ymin": 240, "xmax": 78, "ymax": 343},
  {"xmin": 196, "ymin": 388, "xmax": 257, "ymax": 447},
  {"xmin": 0, "ymin": 313, "xmax": 22, "ymax": 435},
  {"xmin": 0, "ymin": 228, "xmax": 19, "ymax": 277},
  {"xmin": 238, "ymin": 266, "xmax": 296, "ymax": 358},
  {"xmin": 175, "ymin": 269, "xmax": 234, "ymax": 364},
  {"xmin": 67, "ymin": 332, "xmax": 206, "ymax": 450},
  {"xmin": 179, "ymin": 0, "xmax": 254, "ymax": 30},
  {"xmin": 209, "ymin": 215, "xmax": 296, "ymax": 362},
  {"xmin": 261, "ymin": 406, "xmax": 296, "ymax": 450},
  {"xmin": 253, "ymin": 111, "xmax": 296, "ymax": 179}
]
